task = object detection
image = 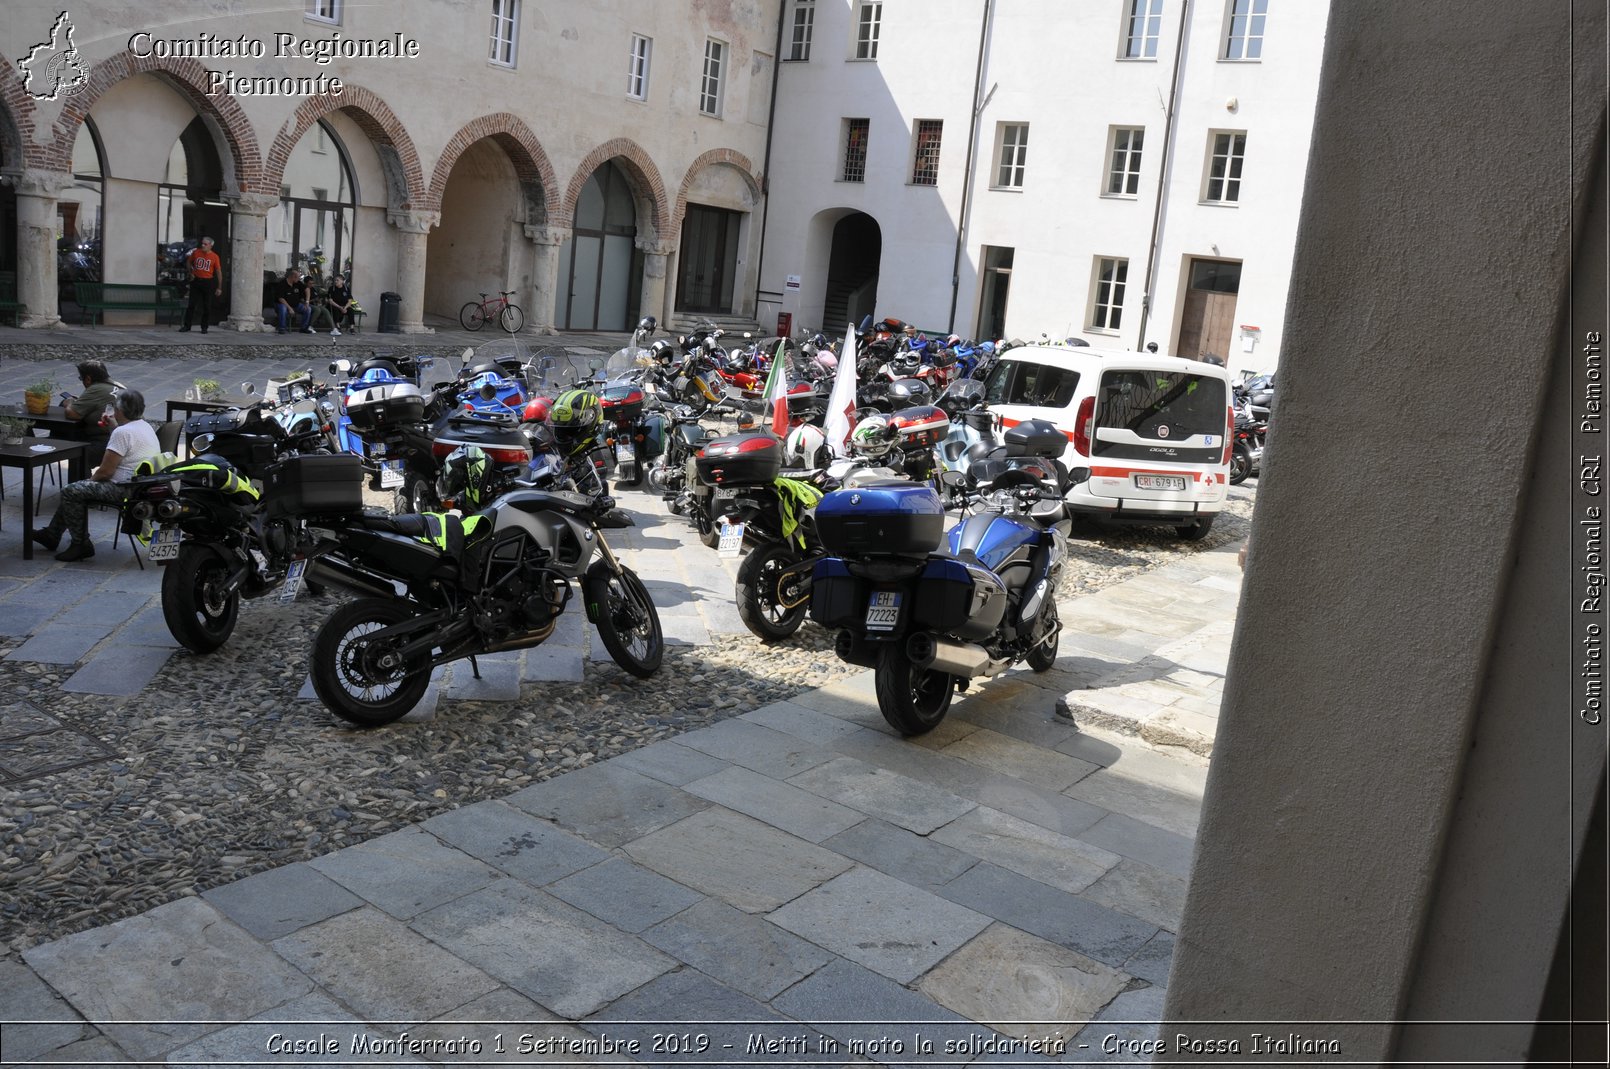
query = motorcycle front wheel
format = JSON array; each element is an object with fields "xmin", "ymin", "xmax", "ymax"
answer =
[
  {"xmin": 162, "ymin": 544, "xmax": 240, "ymax": 654},
  {"xmin": 736, "ymin": 542, "xmax": 810, "ymax": 642},
  {"xmin": 586, "ymin": 566, "xmax": 663, "ymax": 678},
  {"xmin": 1027, "ymin": 600, "xmax": 1060, "ymax": 672},
  {"xmin": 310, "ymin": 597, "xmax": 432, "ymax": 727},
  {"xmin": 874, "ymin": 645, "xmax": 955, "ymax": 736}
]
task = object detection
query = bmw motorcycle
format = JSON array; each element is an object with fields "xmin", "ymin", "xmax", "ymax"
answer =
[{"xmin": 810, "ymin": 418, "xmax": 1079, "ymax": 735}]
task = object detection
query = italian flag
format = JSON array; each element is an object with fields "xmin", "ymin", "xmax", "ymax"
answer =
[{"xmin": 763, "ymin": 339, "xmax": 791, "ymax": 437}]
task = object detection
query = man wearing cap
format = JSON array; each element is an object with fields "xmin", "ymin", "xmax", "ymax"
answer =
[{"xmin": 178, "ymin": 237, "xmax": 222, "ymax": 334}]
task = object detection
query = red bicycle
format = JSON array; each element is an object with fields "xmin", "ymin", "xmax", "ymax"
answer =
[{"xmin": 459, "ymin": 290, "xmax": 524, "ymax": 333}]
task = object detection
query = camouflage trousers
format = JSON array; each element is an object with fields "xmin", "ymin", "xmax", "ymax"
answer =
[{"xmin": 40, "ymin": 478, "xmax": 128, "ymax": 546}]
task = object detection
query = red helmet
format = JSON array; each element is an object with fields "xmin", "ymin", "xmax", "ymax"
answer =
[{"xmin": 522, "ymin": 397, "xmax": 551, "ymax": 423}]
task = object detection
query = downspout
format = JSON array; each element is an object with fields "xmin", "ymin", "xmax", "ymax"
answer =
[
  {"xmin": 946, "ymin": 0, "xmax": 995, "ymax": 335},
  {"xmin": 750, "ymin": 0, "xmax": 789, "ymax": 325},
  {"xmin": 1134, "ymin": 0, "xmax": 1190, "ymax": 350}
]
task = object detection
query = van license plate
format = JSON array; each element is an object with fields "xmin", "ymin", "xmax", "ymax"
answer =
[
  {"xmin": 148, "ymin": 526, "xmax": 181, "ymax": 563},
  {"xmin": 1135, "ymin": 474, "xmax": 1187, "ymax": 491},
  {"xmin": 865, "ymin": 591, "xmax": 902, "ymax": 631}
]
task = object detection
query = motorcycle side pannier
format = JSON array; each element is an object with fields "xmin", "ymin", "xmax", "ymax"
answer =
[
  {"xmin": 809, "ymin": 557, "xmax": 866, "ymax": 629},
  {"xmin": 911, "ymin": 556, "xmax": 1008, "ymax": 640},
  {"xmin": 205, "ymin": 433, "xmax": 277, "ymax": 472},
  {"xmin": 1003, "ymin": 418, "xmax": 1068, "ymax": 458},
  {"xmin": 695, "ymin": 432, "xmax": 782, "ymax": 487},
  {"xmin": 347, "ymin": 382, "xmax": 425, "ymax": 435},
  {"xmin": 263, "ymin": 453, "xmax": 365, "ymax": 515},
  {"xmin": 816, "ymin": 484, "xmax": 946, "ymax": 557}
]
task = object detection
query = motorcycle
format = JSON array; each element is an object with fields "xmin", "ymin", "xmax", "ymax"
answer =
[
  {"xmin": 303, "ymin": 484, "xmax": 662, "ymax": 727},
  {"xmin": 809, "ymin": 418, "xmax": 1079, "ymax": 735}
]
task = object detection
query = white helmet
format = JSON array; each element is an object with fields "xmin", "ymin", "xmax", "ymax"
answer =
[
  {"xmin": 784, "ymin": 423, "xmax": 827, "ymax": 468},
  {"xmin": 849, "ymin": 413, "xmax": 896, "ymax": 458}
]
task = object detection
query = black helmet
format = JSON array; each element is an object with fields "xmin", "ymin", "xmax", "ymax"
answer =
[{"xmin": 437, "ymin": 445, "xmax": 496, "ymax": 512}]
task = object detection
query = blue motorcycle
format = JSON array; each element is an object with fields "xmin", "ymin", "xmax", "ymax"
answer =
[{"xmin": 810, "ymin": 418, "xmax": 1080, "ymax": 735}]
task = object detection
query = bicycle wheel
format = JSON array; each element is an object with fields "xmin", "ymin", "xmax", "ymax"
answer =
[
  {"xmin": 460, "ymin": 302, "xmax": 487, "ymax": 331},
  {"xmin": 498, "ymin": 303, "xmax": 524, "ymax": 333}
]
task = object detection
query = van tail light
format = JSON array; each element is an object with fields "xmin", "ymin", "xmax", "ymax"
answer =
[
  {"xmin": 1071, "ymin": 396, "xmax": 1096, "ymax": 456},
  {"xmin": 1223, "ymin": 406, "xmax": 1234, "ymax": 465}
]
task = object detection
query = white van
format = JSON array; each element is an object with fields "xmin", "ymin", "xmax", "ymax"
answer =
[{"xmin": 981, "ymin": 344, "xmax": 1232, "ymax": 539}]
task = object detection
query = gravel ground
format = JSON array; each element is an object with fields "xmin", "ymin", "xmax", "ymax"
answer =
[{"xmin": 0, "ymin": 463, "xmax": 1253, "ymax": 960}]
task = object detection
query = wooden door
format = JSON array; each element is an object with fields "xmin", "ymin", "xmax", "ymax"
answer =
[{"xmin": 1177, "ymin": 259, "xmax": 1240, "ymax": 361}]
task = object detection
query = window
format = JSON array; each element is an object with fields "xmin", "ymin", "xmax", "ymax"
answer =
[
  {"xmin": 855, "ymin": 2, "xmax": 882, "ymax": 60},
  {"xmin": 1106, "ymin": 127, "xmax": 1144, "ymax": 196},
  {"xmin": 788, "ymin": 1, "xmax": 815, "ymax": 61},
  {"xmin": 305, "ymin": 0, "xmax": 341, "ymax": 23},
  {"xmin": 1224, "ymin": 0, "xmax": 1267, "ymax": 60},
  {"xmin": 489, "ymin": 0, "xmax": 520, "ymax": 67},
  {"xmin": 842, "ymin": 118, "xmax": 869, "ymax": 182},
  {"xmin": 983, "ymin": 359, "xmax": 1082, "ymax": 408},
  {"xmin": 627, "ymin": 34, "xmax": 652, "ymax": 99},
  {"xmin": 1091, "ymin": 257, "xmax": 1128, "ymax": 331},
  {"xmin": 995, "ymin": 123, "xmax": 1028, "ymax": 188},
  {"xmin": 1204, "ymin": 131, "xmax": 1246, "ymax": 203},
  {"xmin": 912, "ymin": 120, "xmax": 942, "ymax": 186},
  {"xmin": 1123, "ymin": 0, "xmax": 1163, "ymax": 59},
  {"xmin": 700, "ymin": 38, "xmax": 726, "ymax": 117}
]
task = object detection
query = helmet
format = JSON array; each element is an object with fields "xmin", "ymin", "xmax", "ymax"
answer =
[
  {"xmin": 550, "ymin": 388, "xmax": 602, "ymax": 455},
  {"xmin": 522, "ymin": 396, "xmax": 551, "ymax": 423},
  {"xmin": 784, "ymin": 424, "xmax": 827, "ymax": 469},
  {"xmin": 850, "ymin": 414, "xmax": 896, "ymax": 458},
  {"xmin": 437, "ymin": 445, "xmax": 495, "ymax": 512}
]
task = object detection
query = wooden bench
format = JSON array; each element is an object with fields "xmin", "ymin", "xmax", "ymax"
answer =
[
  {"xmin": 74, "ymin": 281, "xmax": 186, "ymax": 327},
  {"xmin": 0, "ymin": 271, "xmax": 24, "ymax": 326}
]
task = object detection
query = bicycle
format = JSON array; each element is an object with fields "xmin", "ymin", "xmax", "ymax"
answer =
[{"xmin": 459, "ymin": 290, "xmax": 524, "ymax": 333}]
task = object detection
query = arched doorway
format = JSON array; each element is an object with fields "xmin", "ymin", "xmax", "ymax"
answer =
[
  {"xmin": 822, "ymin": 212, "xmax": 881, "ymax": 330},
  {"xmin": 558, "ymin": 161, "xmax": 639, "ymax": 331},
  {"xmin": 266, "ymin": 119, "xmax": 357, "ymax": 304},
  {"xmin": 155, "ymin": 117, "xmax": 231, "ymax": 321},
  {"xmin": 423, "ymin": 137, "xmax": 523, "ymax": 323},
  {"xmin": 674, "ymin": 159, "xmax": 759, "ymax": 317}
]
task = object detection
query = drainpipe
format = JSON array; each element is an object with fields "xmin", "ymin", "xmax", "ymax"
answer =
[
  {"xmin": 946, "ymin": 0, "xmax": 996, "ymax": 336},
  {"xmin": 1134, "ymin": 0, "xmax": 1190, "ymax": 351},
  {"xmin": 750, "ymin": 0, "xmax": 789, "ymax": 328}
]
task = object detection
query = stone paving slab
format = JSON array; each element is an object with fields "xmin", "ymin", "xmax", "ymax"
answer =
[
  {"xmin": 930, "ymin": 806, "xmax": 1123, "ymax": 895},
  {"xmin": 60, "ymin": 644, "xmax": 174, "ymax": 695},
  {"xmin": 0, "ymin": 958, "xmax": 94, "ymax": 1063},
  {"xmin": 505, "ymin": 763, "xmax": 710, "ymax": 849},
  {"xmin": 3, "ymin": 624, "xmax": 107, "ymax": 664},
  {"xmin": 675, "ymin": 717, "xmax": 840, "ymax": 780},
  {"xmin": 308, "ymin": 826, "xmax": 502, "ymax": 918},
  {"xmin": 938, "ymin": 727, "xmax": 1102, "ymax": 792},
  {"xmin": 938, "ymin": 862, "xmax": 1159, "ymax": 968},
  {"xmin": 786, "ymin": 755, "xmax": 979, "ymax": 835},
  {"xmin": 420, "ymin": 799, "xmax": 609, "ymax": 885},
  {"xmin": 769, "ymin": 959, "xmax": 980, "ymax": 1057},
  {"xmin": 1063, "ymin": 768, "xmax": 1203, "ymax": 839},
  {"xmin": 1079, "ymin": 857, "xmax": 1189, "ymax": 930},
  {"xmin": 641, "ymin": 898, "xmax": 836, "ymax": 1002},
  {"xmin": 612, "ymin": 738, "xmax": 732, "ymax": 786},
  {"xmin": 1075, "ymin": 812, "xmax": 1198, "ymax": 879},
  {"xmin": 821, "ymin": 817, "xmax": 982, "ymax": 892},
  {"xmin": 199, "ymin": 860, "xmax": 364, "ymax": 941},
  {"xmin": 547, "ymin": 857, "xmax": 704, "ymax": 933},
  {"xmin": 443, "ymin": 658, "xmax": 523, "ymax": 701},
  {"xmin": 683, "ymin": 764, "xmax": 866, "ymax": 843}
]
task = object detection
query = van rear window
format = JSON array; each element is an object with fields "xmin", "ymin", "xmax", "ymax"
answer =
[
  {"xmin": 983, "ymin": 360, "xmax": 1080, "ymax": 408},
  {"xmin": 1094, "ymin": 371, "xmax": 1227, "ymax": 461}
]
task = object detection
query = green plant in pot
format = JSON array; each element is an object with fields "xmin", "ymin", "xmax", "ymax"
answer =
[
  {"xmin": 192, "ymin": 378, "xmax": 225, "ymax": 401},
  {"xmin": 24, "ymin": 377, "xmax": 56, "ymax": 415},
  {"xmin": 0, "ymin": 414, "xmax": 31, "ymax": 443}
]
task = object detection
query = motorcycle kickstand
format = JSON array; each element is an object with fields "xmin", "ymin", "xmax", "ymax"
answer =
[{"xmin": 468, "ymin": 654, "xmax": 482, "ymax": 680}]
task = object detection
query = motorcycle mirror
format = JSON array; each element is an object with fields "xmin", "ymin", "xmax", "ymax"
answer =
[
  {"xmin": 460, "ymin": 347, "xmax": 473, "ymax": 365},
  {"xmin": 240, "ymin": 382, "xmax": 258, "ymax": 397},
  {"xmin": 1068, "ymin": 466, "xmax": 1092, "ymax": 486},
  {"xmin": 940, "ymin": 469, "xmax": 966, "ymax": 489},
  {"xmin": 329, "ymin": 359, "xmax": 352, "ymax": 375},
  {"xmin": 479, "ymin": 382, "xmax": 498, "ymax": 401}
]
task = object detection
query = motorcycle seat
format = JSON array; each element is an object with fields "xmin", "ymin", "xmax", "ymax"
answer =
[{"xmin": 359, "ymin": 513, "xmax": 431, "ymax": 538}]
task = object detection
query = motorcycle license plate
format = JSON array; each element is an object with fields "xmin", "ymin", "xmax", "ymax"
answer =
[
  {"xmin": 148, "ymin": 525, "xmax": 181, "ymax": 563},
  {"xmin": 717, "ymin": 520, "xmax": 745, "ymax": 559},
  {"xmin": 278, "ymin": 558, "xmax": 308, "ymax": 603},
  {"xmin": 1134, "ymin": 474, "xmax": 1187, "ymax": 491},
  {"xmin": 616, "ymin": 443, "xmax": 635, "ymax": 462},
  {"xmin": 379, "ymin": 464, "xmax": 404, "ymax": 489},
  {"xmin": 865, "ymin": 591, "xmax": 902, "ymax": 631}
]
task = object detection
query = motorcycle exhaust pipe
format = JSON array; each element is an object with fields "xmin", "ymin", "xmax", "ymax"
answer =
[
  {"xmin": 834, "ymin": 629, "xmax": 881, "ymax": 669},
  {"xmin": 305, "ymin": 557, "xmax": 399, "ymax": 600},
  {"xmin": 907, "ymin": 633, "xmax": 991, "ymax": 678}
]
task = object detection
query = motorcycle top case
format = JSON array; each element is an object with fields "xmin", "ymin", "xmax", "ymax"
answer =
[
  {"xmin": 600, "ymin": 383, "xmax": 645, "ymax": 423},
  {"xmin": 1004, "ymin": 418, "xmax": 1069, "ymax": 458},
  {"xmin": 262, "ymin": 453, "xmax": 365, "ymax": 516},
  {"xmin": 695, "ymin": 431, "xmax": 782, "ymax": 487},
  {"xmin": 346, "ymin": 381, "xmax": 426, "ymax": 434},
  {"xmin": 815, "ymin": 484, "xmax": 946, "ymax": 558},
  {"xmin": 889, "ymin": 405, "xmax": 950, "ymax": 449},
  {"xmin": 886, "ymin": 377, "xmax": 934, "ymax": 409}
]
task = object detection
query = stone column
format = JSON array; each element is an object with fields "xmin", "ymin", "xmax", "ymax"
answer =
[
  {"xmin": 224, "ymin": 192, "xmax": 280, "ymax": 332},
  {"xmin": 14, "ymin": 169, "xmax": 72, "ymax": 329},
  {"xmin": 636, "ymin": 238, "xmax": 675, "ymax": 328},
  {"xmin": 524, "ymin": 224, "xmax": 566, "ymax": 334},
  {"xmin": 387, "ymin": 209, "xmax": 439, "ymax": 334}
]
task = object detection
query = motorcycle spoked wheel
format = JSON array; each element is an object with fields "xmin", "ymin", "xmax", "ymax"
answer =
[
  {"xmin": 162, "ymin": 544, "xmax": 240, "ymax": 654},
  {"xmin": 310, "ymin": 597, "xmax": 432, "ymax": 727},
  {"xmin": 395, "ymin": 474, "xmax": 441, "ymax": 516},
  {"xmin": 586, "ymin": 566, "xmax": 663, "ymax": 678},
  {"xmin": 1027, "ymin": 599, "xmax": 1061, "ymax": 673},
  {"xmin": 874, "ymin": 645, "xmax": 955, "ymax": 736},
  {"xmin": 1229, "ymin": 444, "xmax": 1252, "ymax": 485},
  {"xmin": 735, "ymin": 543, "xmax": 810, "ymax": 642}
]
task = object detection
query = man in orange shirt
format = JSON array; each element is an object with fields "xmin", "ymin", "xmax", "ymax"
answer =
[{"xmin": 178, "ymin": 236, "xmax": 222, "ymax": 334}]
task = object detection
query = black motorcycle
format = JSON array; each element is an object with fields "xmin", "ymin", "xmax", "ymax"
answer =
[{"xmin": 644, "ymin": 403, "xmax": 724, "ymax": 548}]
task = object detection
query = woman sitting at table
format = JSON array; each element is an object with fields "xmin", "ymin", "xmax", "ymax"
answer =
[{"xmin": 30, "ymin": 389, "xmax": 159, "ymax": 563}]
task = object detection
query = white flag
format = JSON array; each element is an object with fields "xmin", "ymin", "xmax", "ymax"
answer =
[{"xmin": 823, "ymin": 323, "xmax": 859, "ymax": 458}]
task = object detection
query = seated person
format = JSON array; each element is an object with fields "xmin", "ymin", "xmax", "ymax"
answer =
[
  {"xmin": 276, "ymin": 269, "xmax": 313, "ymax": 335},
  {"xmin": 30, "ymin": 388, "xmax": 160, "ymax": 563},
  {"xmin": 322, "ymin": 273, "xmax": 357, "ymax": 335},
  {"xmin": 62, "ymin": 359, "xmax": 118, "ymax": 464}
]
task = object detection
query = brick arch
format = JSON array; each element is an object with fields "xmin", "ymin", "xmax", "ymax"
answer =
[
  {"xmin": 0, "ymin": 64, "xmax": 37, "ymax": 172},
  {"xmin": 46, "ymin": 52, "xmax": 262, "ymax": 191},
  {"xmin": 424, "ymin": 112, "xmax": 559, "ymax": 224},
  {"xmin": 266, "ymin": 85, "xmax": 426, "ymax": 211},
  {"xmin": 672, "ymin": 148, "xmax": 763, "ymax": 234},
  {"xmin": 561, "ymin": 137, "xmax": 670, "ymax": 240}
]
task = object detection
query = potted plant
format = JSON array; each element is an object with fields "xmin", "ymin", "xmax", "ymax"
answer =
[
  {"xmin": 192, "ymin": 378, "xmax": 225, "ymax": 402},
  {"xmin": 0, "ymin": 415, "xmax": 30, "ymax": 443},
  {"xmin": 23, "ymin": 376, "xmax": 55, "ymax": 415}
]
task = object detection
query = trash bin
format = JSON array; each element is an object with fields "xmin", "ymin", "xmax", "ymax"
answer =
[
  {"xmin": 378, "ymin": 291, "xmax": 401, "ymax": 334},
  {"xmin": 776, "ymin": 312, "xmax": 793, "ymax": 338}
]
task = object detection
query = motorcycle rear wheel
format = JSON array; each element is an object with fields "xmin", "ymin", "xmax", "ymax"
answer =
[
  {"xmin": 1229, "ymin": 444, "xmax": 1252, "ymax": 485},
  {"xmin": 874, "ymin": 645, "xmax": 955, "ymax": 736},
  {"xmin": 736, "ymin": 542, "xmax": 809, "ymax": 642},
  {"xmin": 162, "ymin": 544, "xmax": 240, "ymax": 654},
  {"xmin": 311, "ymin": 597, "xmax": 432, "ymax": 728},
  {"xmin": 587, "ymin": 566, "xmax": 663, "ymax": 678}
]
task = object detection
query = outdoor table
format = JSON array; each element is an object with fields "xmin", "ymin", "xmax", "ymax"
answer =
[
  {"xmin": 0, "ymin": 403, "xmax": 84, "ymax": 438},
  {"xmin": 0, "ymin": 439, "xmax": 93, "ymax": 560},
  {"xmin": 163, "ymin": 397, "xmax": 232, "ymax": 424}
]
